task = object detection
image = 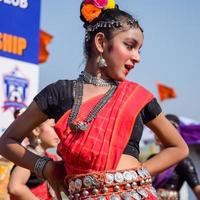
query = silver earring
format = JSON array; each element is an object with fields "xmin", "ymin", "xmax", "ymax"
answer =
[
  {"xmin": 98, "ymin": 54, "xmax": 107, "ymax": 68},
  {"xmin": 36, "ymin": 137, "xmax": 41, "ymax": 145}
]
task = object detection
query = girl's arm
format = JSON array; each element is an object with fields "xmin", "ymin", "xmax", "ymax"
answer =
[
  {"xmin": 0, "ymin": 101, "xmax": 67, "ymax": 200},
  {"xmin": 0, "ymin": 102, "xmax": 47, "ymax": 171},
  {"xmin": 8, "ymin": 166, "xmax": 39, "ymax": 200},
  {"xmin": 143, "ymin": 112, "xmax": 189, "ymax": 176}
]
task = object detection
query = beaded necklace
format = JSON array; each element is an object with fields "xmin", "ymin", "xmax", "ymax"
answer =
[{"xmin": 68, "ymin": 72, "xmax": 118, "ymax": 132}]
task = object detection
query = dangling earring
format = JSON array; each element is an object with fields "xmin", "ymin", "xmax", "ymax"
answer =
[
  {"xmin": 36, "ymin": 136, "xmax": 41, "ymax": 146},
  {"xmin": 98, "ymin": 53, "xmax": 107, "ymax": 68}
]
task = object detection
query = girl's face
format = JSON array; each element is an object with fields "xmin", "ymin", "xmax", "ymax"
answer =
[
  {"xmin": 38, "ymin": 119, "xmax": 59, "ymax": 149},
  {"xmin": 103, "ymin": 27, "xmax": 144, "ymax": 81}
]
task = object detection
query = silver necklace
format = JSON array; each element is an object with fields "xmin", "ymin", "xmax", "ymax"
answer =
[
  {"xmin": 80, "ymin": 71, "xmax": 116, "ymax": 86},
  {"xmin": 68, "ymin": 76, "xmax": 118, "ymax": 132}
]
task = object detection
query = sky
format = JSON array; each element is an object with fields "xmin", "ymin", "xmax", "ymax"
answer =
[{"xmin": 40, "ymin": 0, "xmax": 200, "ymax": 121}]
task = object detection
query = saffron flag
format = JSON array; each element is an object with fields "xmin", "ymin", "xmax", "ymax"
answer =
[
  {"xmin": 39, "ymin": 30, "xmax": 53, "ymax": 64},
  {"xmin": 156, "ymin": 83, "xmax": 177, "ymax": 101}
]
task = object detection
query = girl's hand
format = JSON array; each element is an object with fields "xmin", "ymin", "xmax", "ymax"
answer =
[{"xmin": 43, "ymin": 160, "xmax": 68, "ymax": 200}]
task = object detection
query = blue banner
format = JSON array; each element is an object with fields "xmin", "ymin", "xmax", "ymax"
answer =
[{"xmin": 0, "ymin": 0, "xmax": 41, "ymax": 64}]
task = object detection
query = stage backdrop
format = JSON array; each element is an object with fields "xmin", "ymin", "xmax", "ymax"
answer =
[{"xmin": 0, "ymin": 0, "xmax": 41, "ymax": 136}]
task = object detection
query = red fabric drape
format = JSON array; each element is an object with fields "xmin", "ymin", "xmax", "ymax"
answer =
[{"xmin": 55, "ymin": 81, "xmax": 153, "ymax": 175}]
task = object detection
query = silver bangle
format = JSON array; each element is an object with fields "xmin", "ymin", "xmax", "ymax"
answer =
[{"xmin": 34, "ymin": 156, "xmax": 52, "ymax": 179}]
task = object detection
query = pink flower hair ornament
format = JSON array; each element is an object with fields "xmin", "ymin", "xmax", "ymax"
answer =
[
  {"xmin": 84, "ymin": 0, "xmax": 108, "ymax": 9},
  {"xmin": 82, "ymin": 0, "xmax": 116, "ymax": 22}
]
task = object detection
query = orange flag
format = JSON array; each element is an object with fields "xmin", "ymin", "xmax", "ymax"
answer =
[
  {"xmin": 156, "ymin": 82, "xmax": 177, "ymax": 101},
  {"xmin": 39, "ymin": 30, "xmax": 53, "ymax": 64}
]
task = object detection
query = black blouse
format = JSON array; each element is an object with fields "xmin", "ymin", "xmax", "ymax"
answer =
[{"xmin": 34, "ymin": 80, "xmax": 162, "ymax": 159}]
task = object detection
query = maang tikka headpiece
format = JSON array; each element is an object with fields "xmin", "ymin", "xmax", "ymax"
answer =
[{"xmin": 85, "ymin": 18, "xmax": 137, "ymax": 42}]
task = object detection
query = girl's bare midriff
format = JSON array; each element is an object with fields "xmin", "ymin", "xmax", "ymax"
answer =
[{"xmin": 116, "ymin": 154, "xmax": 141, "ymax": 170}]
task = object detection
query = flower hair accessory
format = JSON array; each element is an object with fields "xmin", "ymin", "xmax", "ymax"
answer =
[{"xmin": 81, "ymin": 0, "xmax": 116, "ymax": 22}]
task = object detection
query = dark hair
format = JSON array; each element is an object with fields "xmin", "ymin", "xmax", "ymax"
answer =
[
  {"xmin": 80, "ymin": 3, "xmax": 143, "ymax": 58},
  {"xmin": 13, "ymin": 109, "xmax": 20, "ymax": 119},
  {"xmin": 165, "ymin": 114, "xmax": 180, "ymax": 128}
]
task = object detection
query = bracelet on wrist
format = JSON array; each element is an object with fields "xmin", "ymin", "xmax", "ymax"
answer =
[{"xmin": 34, "ymin": 156, "xmax": 53, "ymax": 179}]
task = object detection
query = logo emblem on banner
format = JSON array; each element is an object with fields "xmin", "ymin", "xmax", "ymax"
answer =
[{"xmin": 2, "ymin": 67, "xmax": 29, "ymax": 111}]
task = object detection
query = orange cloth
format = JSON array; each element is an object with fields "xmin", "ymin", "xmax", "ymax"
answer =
[
  {"xmin": 0, "ymin": 159, "xmax": 13, "ymax": 200},
  {"xmin": 156, "ymin": 82, "xmax": 177, "ymax": 101},
  {"xmin": 39, "ymin": 30, "xmax": 53, "ymax": 64}
]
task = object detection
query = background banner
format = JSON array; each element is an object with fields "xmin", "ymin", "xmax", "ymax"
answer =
[
  {"xmin": 0, "ymin": 57, "xmax": 39, "ymax": 135},
  {"xmin": 0, "ymin": 0, "xmax": 41, "ymax": 136},
  {"xmin": 0, "ymin": 0, "xmax": 41, "ymax": 64}
]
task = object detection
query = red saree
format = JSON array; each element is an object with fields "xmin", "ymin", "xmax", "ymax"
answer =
[{"xmin": 55, "ymin": 81, "xmax": 154, "ymax": 175}]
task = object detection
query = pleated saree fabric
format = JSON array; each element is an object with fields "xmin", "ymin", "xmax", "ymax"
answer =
[{"xmin": 55, "ymin": 81, "xmax": 153, "ymax": 175}]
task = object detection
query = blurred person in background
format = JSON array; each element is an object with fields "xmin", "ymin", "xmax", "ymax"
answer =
[
  {"xmin": 150, "ymin": 114, "xmax": 200, "ymax": 200},
  {"xmin": 8, "ymin": 118, "xmax": 59, "ymax": 200}
]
